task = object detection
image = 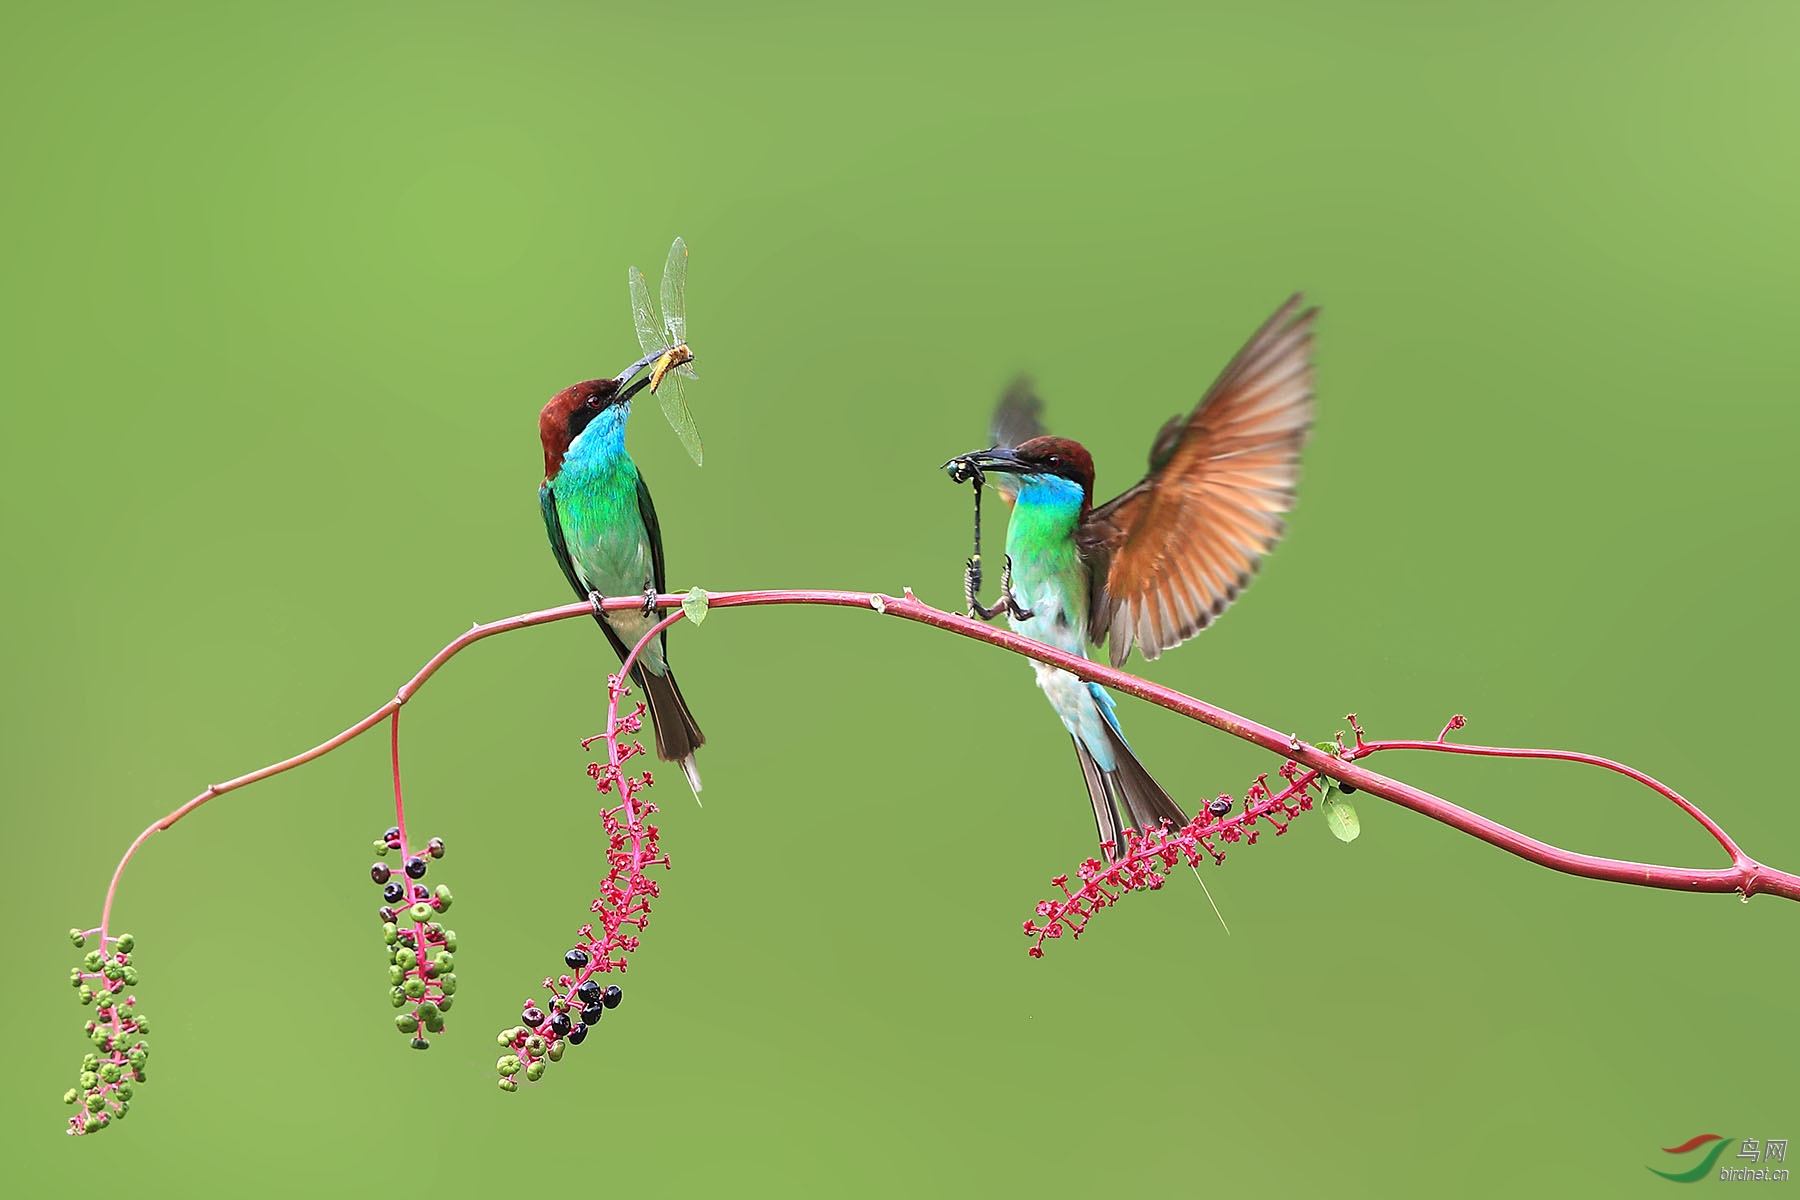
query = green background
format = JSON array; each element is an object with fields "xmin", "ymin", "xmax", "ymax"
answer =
[{"xmin": 4, "ymin": 3, "xmax": 1795, "ymax": 1195}]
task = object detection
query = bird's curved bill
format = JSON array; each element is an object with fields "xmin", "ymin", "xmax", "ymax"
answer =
[{"xmin": 613, "ymin": 350, "xmax": 665, "ymax": 387}]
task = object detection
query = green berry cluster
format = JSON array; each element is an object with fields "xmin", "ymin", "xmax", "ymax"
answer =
[
  {"xmin": 372, "ymin": 826, "xmax": 457, "ymax": 1049},
  {"xmin": 63, "ymin": 929, "xmax": 149, "ymax": 1135}
]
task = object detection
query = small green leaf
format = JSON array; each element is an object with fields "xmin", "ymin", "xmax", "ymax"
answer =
[
  {"xmin": 1323, "ymin": 794, "xmax": 1361, "ymax": 843},
  {"xmin": 682, "ymin": 587, "xmax": 710, "ymax": 625}
]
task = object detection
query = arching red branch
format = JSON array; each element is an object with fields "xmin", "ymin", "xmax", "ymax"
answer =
[{"xmin": 89, "ymin": 586, "xmax": 1800, "ymax": 949}]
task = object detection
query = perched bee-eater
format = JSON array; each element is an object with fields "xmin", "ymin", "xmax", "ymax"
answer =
[
  {"xmin": 539, "ymin": 357, "xmax": 704, "ymax": 791},
  {"xmin": 946, "ymin": 297, "xmax": 1317, "ymax": 854}
]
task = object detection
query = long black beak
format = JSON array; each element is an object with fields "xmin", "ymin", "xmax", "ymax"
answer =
[
  {"xmin": 613, "ymin": 349, "xmax": 663, "ymax": 387},
  {"xmin": 617, "ymin": 374, "xmax": 652, "ymax": 404},
  {"xmin": 942, "ymin": 446, "xmax": 1031, "ymax": 485}
]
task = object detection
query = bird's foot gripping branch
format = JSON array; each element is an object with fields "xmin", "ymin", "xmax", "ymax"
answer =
[{"xmin": 62, "ymin": 588, "xmax": 1800, "ymax": 1135}]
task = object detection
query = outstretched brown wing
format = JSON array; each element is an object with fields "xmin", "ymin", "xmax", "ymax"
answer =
[{"xmin": 1079, "ymin": 296, "xmax": 1318, "ymax": 667}]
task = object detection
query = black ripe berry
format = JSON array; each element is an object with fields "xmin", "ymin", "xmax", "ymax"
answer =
[
  {"xmin": 576, "ymin": 980, "xmax": 602, "ymax": 1005},
  {"xmin": 1339, "ymin": 782, "xmax": 1358, "ymax": 794},
  {"xmin": 384, "ymin": 827, "xmax": 402, "ymax": 845},
  {"xmin": 427, "ymin": 837, "xmax": 446, "ymax": 859},
  {"xmin": 371, "ymin": 863, "xmax": 392, "ymax": 884},
  {"xmin": 568, "ymin": 1023, "xmax": 588, "ymax": 1046},
  {"xmin": 602, "ymin": 984, "xmax": 622, "ymax": 1010},
  {"xmin": 1207, "ymin": 797, "xmax": 1233, "ymax": 818},
  {"xmin": 581, "ymin": 1002, "xmax": 605, "ymax": 1025},
  {"xmin": 522, "ymin": 1006, "xmax": 545, "ymax": 1027},
  {"xmin": 383, "ymin": 882, "xmax": 406, "ymax": 904},
  {"xmin": 378, "ymin": 906, "xmax": 398, "ymax": 923},
  {"xmin": 549, "ymin": 1012, "xmax": 573, "ymax": 1036},
  {"xmin": 404, "ymin": 857, "xmax": 428, "ymax": 880},
  {"xmin": 565, "ymin": 948, "xmax": 590, "ymax": 970}
]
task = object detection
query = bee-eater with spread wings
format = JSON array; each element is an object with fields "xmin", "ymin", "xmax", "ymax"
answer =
[{"xmin": 946, "ymin": 297, "xmax": 1318, "ymax": 854}]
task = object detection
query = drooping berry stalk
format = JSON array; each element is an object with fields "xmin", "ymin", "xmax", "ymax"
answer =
[
  {"xmin": 1024, "ymin": 757, "xmax": 1333, "ymax": 956},
  {"xmin": 63, "ymin": 930, "xmax": 149, "ymax": 1135},
  {"xmin": 374, "ymin": 710, "xmax": 457, "ymax": 1048},
  {"xmin": 496, "ymin": 609, "xmax": 684, "ymax": 1090}
]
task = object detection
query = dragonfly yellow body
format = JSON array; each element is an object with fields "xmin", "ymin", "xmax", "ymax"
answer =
[{"xmin": 648, "ymin": 344, "xmax": 693, "ymax": 394}]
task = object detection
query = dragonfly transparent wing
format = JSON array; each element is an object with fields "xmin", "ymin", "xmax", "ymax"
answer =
[
  {"xmin": 658, "ymin": 373, "xmax": 704, "ymax": 467},
  {"xmin": 628, "ymin": 265, "xmax": 668, "ymax": 358},
  {"xmin": 660, "ymin": 237, "xmax": 687, "ymax": 348}
]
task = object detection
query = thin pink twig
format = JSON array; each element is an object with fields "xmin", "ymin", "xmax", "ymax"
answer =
[
  {"xmin": 390, "ymin": 712, "xmax": 407, "ymax": 849},
  {"xmin": 1345, "ymin": 715, "xmax": 1743, "ymax": 861}
]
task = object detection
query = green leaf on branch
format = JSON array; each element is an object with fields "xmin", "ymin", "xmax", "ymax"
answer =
[
  {"xmin": 682, "ymin": 587, "xmax": 710, "ymax": 625},
  {"xmin": 1323, "ymin": 792, "xmax": 1361, "ymax": 843}
]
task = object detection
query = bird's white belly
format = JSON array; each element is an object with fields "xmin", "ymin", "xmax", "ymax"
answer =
[
  {"xmin": 571, "ymin": 539, "xmax": 665, "ymax": 672},
  {"xmin": 1011, "ymin": 589, "xmax": 1115, "ymax": 761}
]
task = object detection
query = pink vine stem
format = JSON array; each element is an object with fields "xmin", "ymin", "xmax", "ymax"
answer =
[
  {"xmin": 88, "ymin": 587, "xmax": 1800, "ymax": 947},
  {"xmin": 391, "ymin": 711, "xmax": 407, "ymax": 852}
]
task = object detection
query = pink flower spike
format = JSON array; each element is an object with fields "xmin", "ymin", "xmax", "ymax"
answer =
[{"xmin": 498, "ymin": 650, "xmax": 679, "ymax": 1091}]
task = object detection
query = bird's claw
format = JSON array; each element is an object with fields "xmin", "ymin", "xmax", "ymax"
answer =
[
  {"xmin": 589, "ymin": 590, "xmax": 606, "ymax": 619},
  {"xmin": 964, "ymin": 555, "xmax": 1006, "ymax": 621},
  {"xmin": 641, "ymin": 582, "xmax": 659, "ymax": 617},
  {"xmin": 965, "ymin": 554, "xmax": 1031, "ymax": 621}
]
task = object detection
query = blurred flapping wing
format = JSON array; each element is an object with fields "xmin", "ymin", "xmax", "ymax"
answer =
[
  {"xmin": 988, "ymin": 375, "xmax": 1046, "ymax": 503},
  {"xmin": 990, "ymin": 375, "xmax": 1047, "ymax": 448}
]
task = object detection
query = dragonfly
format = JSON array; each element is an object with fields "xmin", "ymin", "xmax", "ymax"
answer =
[{"xmin": 627, "ymin": 236, "xmax": 703, "ymax": 466}]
